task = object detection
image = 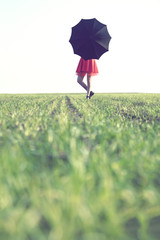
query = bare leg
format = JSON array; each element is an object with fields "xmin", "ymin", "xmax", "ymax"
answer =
[
  {"xmin": 87, "ymin": 75, "xmax": 92, "ymax": 97},
  {"xmin": 77, "ymin": 75, "xmax": 87, "ymax": 91}
]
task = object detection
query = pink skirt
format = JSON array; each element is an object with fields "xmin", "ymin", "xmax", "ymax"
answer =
[{"xmin": 76, "ymin": 58, "xmax": 99, "ymax": 77}]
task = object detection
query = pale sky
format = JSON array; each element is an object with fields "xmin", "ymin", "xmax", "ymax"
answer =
[{"xmin": 0, "ymin": 0, "xmax": 160, "ymax": 93}]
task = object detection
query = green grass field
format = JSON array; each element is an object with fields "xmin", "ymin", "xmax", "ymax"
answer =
[{"xmin": 0, "ymin": 93, "xmax": 160, "ymax": 240}]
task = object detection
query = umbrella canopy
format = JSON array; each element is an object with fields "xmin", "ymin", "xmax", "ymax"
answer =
[{"xmin": 69, "ymin": 18, "xmax": 111, "ymax": 60}]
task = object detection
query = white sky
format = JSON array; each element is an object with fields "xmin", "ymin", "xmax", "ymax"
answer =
[{"xmin": 0, "ymin": 0, "xmax": 160, "ymax": 93}]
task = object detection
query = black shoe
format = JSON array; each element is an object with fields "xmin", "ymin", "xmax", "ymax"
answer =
[
  {"xmin": 86, "ymin": 95, "xmax": 90, "ymax": 99},
  {"xmin": 90, "ymin": 91, "xmax": 94, "ymax": 98}
]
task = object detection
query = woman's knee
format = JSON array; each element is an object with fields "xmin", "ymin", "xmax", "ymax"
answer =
[
  {"xmin": 77, "ymin": 76, "xmax": 83, "ymax": 83},
  {"xmin": 87, "ymin": 75, "xmax": 92, "ymax": 84}
]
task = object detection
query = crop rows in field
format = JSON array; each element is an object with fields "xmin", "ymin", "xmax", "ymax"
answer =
[{"xmin": 0, "ymin": 93, "xmax": 160, "ymax": 240}]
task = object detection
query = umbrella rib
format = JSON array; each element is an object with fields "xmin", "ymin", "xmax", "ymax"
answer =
[{"xmin": 95, "ymin": 38, "xmax": 111, "ymax": 50}]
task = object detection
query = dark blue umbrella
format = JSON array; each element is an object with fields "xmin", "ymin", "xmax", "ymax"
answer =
[{"xmin": 69, "ymin": 18, "xmax": 111, "ymax": 60}]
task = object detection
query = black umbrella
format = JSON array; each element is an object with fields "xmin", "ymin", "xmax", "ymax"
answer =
[{"xmin": 69, "ymin": 18, "xmax": 111, "ymax": 60}]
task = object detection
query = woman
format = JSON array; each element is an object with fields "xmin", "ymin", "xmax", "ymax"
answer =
[{"xmin": 76, "ymin": 57, "xmax": 98, "ymax": 99}]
